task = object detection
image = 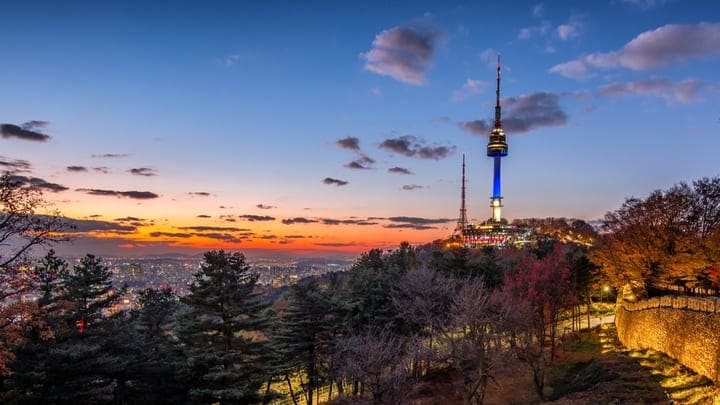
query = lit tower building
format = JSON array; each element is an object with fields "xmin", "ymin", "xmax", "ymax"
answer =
[
  {"xmin": 487, "ymin": 55, "xmax": 508, "ymax": 223},
  {"xmin": 447, "ymin": 55, "xmax": 533, "ymax": 248}
]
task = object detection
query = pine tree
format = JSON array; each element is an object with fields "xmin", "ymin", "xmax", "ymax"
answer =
[
  {"xmin": 11, "ymin": 254, "xmax": 132, "ymax": 404},
  {"xmin": 272, "ymin": 278, "xmax": 336, "ymax": 405},
  {"xmin": 178, "ymin": 250, "xmax": 272, "ymax": 404}
]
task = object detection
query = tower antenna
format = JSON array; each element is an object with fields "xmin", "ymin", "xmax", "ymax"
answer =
[{"xmin": 454, "ymin": 153, "xmax": 468, "ymax": 238}]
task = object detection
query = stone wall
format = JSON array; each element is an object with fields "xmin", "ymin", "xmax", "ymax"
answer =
[{"xmin": 615, "ymin": 295, "xmax": 720, "ymax": 384}]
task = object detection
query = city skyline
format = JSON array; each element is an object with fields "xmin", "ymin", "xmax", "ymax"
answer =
[{"xmin": 2, "ymin": 0, "xmax": 719, "ymax": 257}]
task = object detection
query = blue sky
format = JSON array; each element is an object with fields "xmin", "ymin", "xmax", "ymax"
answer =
[{"xmin": 1, "ymin": 0, "xmax": 719, "ymax": 256}]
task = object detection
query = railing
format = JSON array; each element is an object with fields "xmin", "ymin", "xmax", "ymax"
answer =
[{"xmin": 620, "ymin": 295, "xmax": 720, "ymax": 313}]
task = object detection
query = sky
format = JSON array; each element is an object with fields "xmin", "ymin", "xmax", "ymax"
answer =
[{"xmin": 1, "ymin": 0, "xmax": 719, "ymax": 258}]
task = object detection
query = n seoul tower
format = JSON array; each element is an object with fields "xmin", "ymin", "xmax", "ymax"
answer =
[{"xmin": 486, "ymin": 55, "xmax": 508, "ymax": 223}]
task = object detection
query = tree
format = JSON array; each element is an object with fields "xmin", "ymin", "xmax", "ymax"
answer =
[
  {"xmin": 178, "ymin": 250, "xmax": 272, "ymax": 404},
  {"xmin": 500, "ymin": 243, "xmax": 577, "ymax": 399},
  {"xmin": 12, "ymin": 254, "xmax": 131, "ymax": 404},
  {"xmin": 125, "ymin": 287, "xmax": 187, "ymax": 403},
  {"xmin": 272, "ymin": 278, "xmax": 336, "ymax": 405},
  {"xmin": 592, "ymin": 178, "xmax": 720, "ymax": 297},
  {"xmin": 0, "ymin": 174, "xmax": 67, "ymax": 375}
]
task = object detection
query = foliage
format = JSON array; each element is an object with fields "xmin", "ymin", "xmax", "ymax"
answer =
[
  {"xmin": 592, "ymin": 177, "xmax": 720, "ymax": 296},
  {"xmin": 178, "ymin": 250, "xmax": 272, "ymax": 404}
]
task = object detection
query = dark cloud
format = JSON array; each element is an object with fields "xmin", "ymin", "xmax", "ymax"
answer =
[
  {"xmin": 550, "ymin": 23, "xmax": 720, "ymax": 79},
  {"xmin": 379, "ymin": 135, "xmax": 455, "ymax": 160},
  {"xmin": 196, "ymin": 214, "xmax": 211, "ymax": 218},
  {"xmin": 402, "ymin": 184, "xmax": 424, "ymax": 191},
  {"xmin": 257, "ymin": 235, "xmax": 278, "ymax": 240},
  {"xmin": 383, "ymin": 223, "xmax": 437, "ymax": 230},
  {"xmin": 314, "ymin": 242, "xmax": 357, "ymax": 247},
  {"xmin": 282, "ymin": 217, "xmax": 319, "ymax": 225},
  {"xmin": 323, "ymin": 177, "xmax": 349, "ymax": 186},
  {"xmin": 320, "ymin": 218, "xmax": 379, "ymax": 226},
  {"xmin": 8, "ymin": 175, "xmax": 68, "ymax": 192},
  {"xmin": 76, "ymin": 188, "xmax": 159, "ymax": 199},
  {"xmin": 256, "ymin": 204, "xmax": 275, "ymax": 210},
  {"xmin": 63, "ymin": 217, "xmax": 136, "ymax": 233},
  {"xmin": 388, "ymin": 216, "xmax": 450, "ymax": 225},
  {"xmin": 363, "ymin": 24, "xmax": 443, "ymax": 85},
  {"xmin": 149, "ymin": 231, "xmax": 193, "ymax": 238},
  {"xmin": 93, "ymin": 167, "xmax": 110, "ymax": 174},
  {"xmin": 388, "ymin": 166, "xmax": 413, "ymax": 175},
  {"xmin": 128, "ymin": 167, "xmax": 157, "ymax": 177},
  {"xmin": 336, "ymin": 136, "xmax": 360, "ymax": 151},
  {"xmin": 188, "ymin": 192, "xmax": 211, "ymax": 197},
  {"xmin": 196, "ymin": 233, "xmax": 244, "ymax": 243},
  {"xmin": 67, "ymin": 166, "xmax": 88, "ymax": 172},
  {"xmin": 459, "ymin": 92, "xmax": 567, "ymax": 135},
  {"xmin": 1, "ymin": 122, "xmax": 51, "ymax": 142},
  {"xmin": 88, "ymin": 214, "xmax": 103, "ymax": 218},
  {"xmin": 115, "ymin": 216, "xmax": 143, "ymax": 222},
  {"xmin": 92, "ymin": 153, "xmax": 128, "ymax": 159},
  {"xmin": 238, "ymin": 214, "xmax": 275, "ymax": 222},
  {"xmin": 177, "ymin": 226, "xmax": 250, "ymax": 232},
  {"xmin": 219, "ymin": 205, "xmax": 232, "ymax": 209},
  {"xmin": 345, "ymin": 155, "xmax": 375, "ymax": 170},
  {"xmin": 0, "ymin": 156, "xmax": 32, "ymax": 172},
  {"xmin": 597, "ymin": 79, "xmax": 708, "ymax": 103},
  {"xmin": 285, "ymin": 235, "xmax": 307, "ymax": 239}
]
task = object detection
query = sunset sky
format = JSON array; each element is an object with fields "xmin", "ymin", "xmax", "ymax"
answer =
[{"xmin": 2, "ymin": 0, "xmax": 719, "ymax": 258}]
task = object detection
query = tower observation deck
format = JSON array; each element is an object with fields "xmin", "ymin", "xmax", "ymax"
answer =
[{"xmin": 487, "ymin": 55, "xmax": 507, "ymax": 223}]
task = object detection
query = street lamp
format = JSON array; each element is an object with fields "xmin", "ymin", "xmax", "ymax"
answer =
[{"xmin": 601, "ymin": 286, "xmax": 611, "ymax": 302}]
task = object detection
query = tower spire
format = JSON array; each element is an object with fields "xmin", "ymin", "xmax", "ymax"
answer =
[
  {"xmin": 454, "ymin": 153, "xmax": 468, "ymax": 237},
  {"xmin": 494, "ymin": 54, "xmax": 502, "ymax": 129}
]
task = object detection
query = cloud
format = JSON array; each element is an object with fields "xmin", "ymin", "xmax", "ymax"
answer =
[
  {"xmin": 221, "ymin": 54, "xmax": 241, "ymax": 66},
  {"xmin": 91, "ymin": 153, "xmax": 128, "ymax": 159},
  {"xmin": 114, "ymin": 216, "xmax": 144, "ymax": 222},
  {"xmin": 282, "ymin": 217, "xmax": 319, "ymax": 225},
  {"xmin": 345, "ymin": 155, "xmax": 375, "ymax": 170},
  {"xmin": 371, "ymin": 87, "xmax": 382, "ymax": 96},
  {"xmin": 323, "ymin": 177, "xmax": 349, "ymax": 186},
  {"xmin": 621, "ymin": 0, "xmax": 672, "ymax": 10},
  {"xmin": 402, "ymin": 184, "xmax": 424, "ymax": 191},
  {"xmin": 517, "ymin": 20, "xmax": 552, "ymax": 40},
  {"xmin": 285, "ymin": 235, "xmax": 307, "ymax": 239},
  {"xmin": 67, "ymin": 166, "xmax": 88, "ymax": 172},
  {"xmin": 188, "ymin": 191, "xmax": 211, "ymax": 196},
  {"xmin": 0, "ymin": 156, "xmax": 32, "ymax": 172},
  {"xmin": 379, "ymin": 135, "xmax": 455, "ymax": 160},
  {"xmin": 256, "ymin": 204, "xmax": 275, "ymax": 210},
  {"xmin": 149, "ymin": 231, "xmax": 193, "ymax": 238},
  {"xmin": 1, "ymin": 122, "xmax": 51, "ymax": 142},
  {"xmin": 363, "ymin": 23, "xmax": 443, "ymax": 85},
  {"xmin": 452, "ymin": 78, "xmax": 488, "ymax": 101},
  {"xmin": 195, "ymin": 233, "xmax": 244, "ymax": 243},
  {"xmin": 388, "ymin": 166, "xmax": 413, "ymax": 175},
  {"xmin": 63, "ymin": 217, "xmax": 136, "ymax": 233},
  {"xmin": 384, "ymin": 223, "xmax": 437, "ymax": 230},
  {"xmin": 550, "ymin": 23, "xmax": 720, "ymax": 79},
  {"xmin": 388, "ymin": 216, "xmax": 450, "ymax": 225},
  {"xmin": 336, "ymin": 136, "xmax": 360, "ymax": 151},
  {"xmin": 458, "ymin": 92, "xmax": 567, "ymax": 135},
  {"xmin": 177, "ymin": 226, "xmax": 250, "ymax": 232},
  {"xmin": 238, "ymin": 214, "xmax": 275, "ymax": 222},
  {"xmin": 557, "ymin": 18, "xmax": 582, "ymax": 41},
  {"xmin": 531, "ymin": 3, "xmax": 545, "ymax": 18},
  {"xmin": 76, "ymin": 188, "xmax": 159, "ymax": 199},
  {"xmin": 7, "ymin": 175, "xmax": 68, "ymax": 192},
  {"xmin": 597, "ymin": 79, "xmax": 709, "ymax": 103},
  {"xmin": 314, "ymin": 242, "xmax": 357, "ymax": 247},
  {"xmin": 128, "ymin": 167, "xmax": 157, "ymax": 176},
  {"xmin": 197, "ymin": 214, "xmax": 211, "ymax": 218},
  {"xmin": 319, "ymin": 218, "xmax": 378, "ymax": 226},
  {"xmin": 93, "ymin": 167, "xmax": 110, "ymax": 174},
  {"xmin": 479, "ymin": 48, "xmax": 499, "ymax": 68}
]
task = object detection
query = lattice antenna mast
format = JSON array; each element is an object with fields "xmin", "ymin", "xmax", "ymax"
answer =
[
  {"xmin": 494, "ymin": 54, "xmax": 502, "ymax": 129},
  {"xmin": 455, "ymin": 153, "xmax": 468, "ymax": 235}
]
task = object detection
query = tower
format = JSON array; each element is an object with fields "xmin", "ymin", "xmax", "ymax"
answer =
[
  {"xmin": 486, "ymin": 55, "xmax": 507, "ymax": 223},
  {"xmin": 454, "ymin": 153, "xmax": 468, "ymax": 237}
]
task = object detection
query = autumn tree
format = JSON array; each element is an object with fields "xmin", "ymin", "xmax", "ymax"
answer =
[
  {"xmin": 178, "ymin": 250, "xmax": 272, "ymax": 404},
  {"xmin": 592, "ymin": 177, "xmax": 720, "ymax": 297},
  {"xmin": 0, "ymin": 174, "xmax": 67, "ymax": 375}
]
